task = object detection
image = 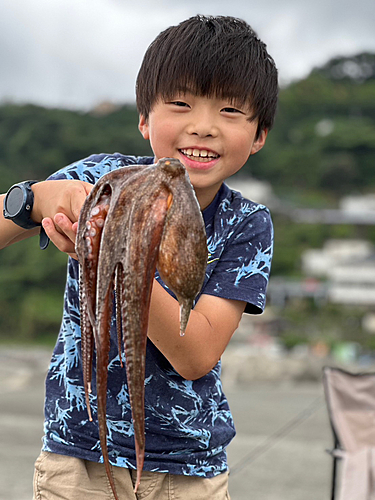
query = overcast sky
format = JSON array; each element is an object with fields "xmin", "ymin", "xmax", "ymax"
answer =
[{"xmin": 1, "ymin": 0, "xmax": 374, "ymax": 111}]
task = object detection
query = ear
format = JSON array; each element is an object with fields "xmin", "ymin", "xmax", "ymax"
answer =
[
  {"xmin": 250, "ymin": 129, "xmax": 268, "ymax": 155},
  {"xmin": 138, "ymin": 115, "xmax": 150, "ymax": 140}
]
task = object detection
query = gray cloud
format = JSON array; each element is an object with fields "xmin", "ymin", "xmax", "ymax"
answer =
[{"xmin": 1, "ymin": 0, "xmax": 374, "ymax": 110}]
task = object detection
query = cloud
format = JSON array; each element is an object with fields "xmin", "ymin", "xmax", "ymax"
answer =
[{"xmin": 1, "ymin": 0, "xmax": 374, "ymax": 109}]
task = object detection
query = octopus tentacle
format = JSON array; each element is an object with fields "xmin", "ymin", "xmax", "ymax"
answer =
[
  {"xmin": 115, "ymin": 264, "xmax": 124, "ymax": 368},
  {"xmin": 79, "ymin": 272, "xmax": 94, "ymax": 420},
  {"xmin": 94, "ymin": 280, "xmax": 115, "ymax": 498},
  {"xmin": 79, "ymin": 185, "xmax": 111, "ymax": 419},
  {"xmin": 78, "ymin": 166, "xmax": 146, "ymax": 421},
  {"xmin": 157, "ymin": 165, "xmax": 207, "ymax": 335},
  {"xmin": 76, "ymin": 158, "xmax": 208, "ymax": 500},
  {"xmin": 120, "ymin": 190, "xmax": 170, "ymax": 492}
]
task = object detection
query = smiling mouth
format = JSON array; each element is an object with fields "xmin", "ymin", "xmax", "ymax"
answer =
[{"xmin": 180, "ymin": 148, "xmax": 219, "ymax": 163}]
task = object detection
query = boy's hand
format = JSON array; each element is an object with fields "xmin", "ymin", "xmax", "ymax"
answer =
[{"xmin": 32, "ymin": 180, "xmax": 93, "ymax": 259}]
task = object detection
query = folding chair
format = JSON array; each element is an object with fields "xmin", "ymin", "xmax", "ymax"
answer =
[{"xmin": 323, "ymin": 366, "xmax": 375, "ymax": 500}]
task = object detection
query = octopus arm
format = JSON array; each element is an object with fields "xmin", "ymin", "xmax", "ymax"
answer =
[
  {"xmin": 157, "ymin": 175, "xmax": 207, "ymax": 335},
  {"xmin": 76, "ymin": 165, "xmax": 147, "ymax": 421},
  {"xmin": 94, "ymin": 171, "xmax": 171, "ymax": 493},
  {"xmin": 76, "ymin": 158, "xmax": 208, "ymax": 498}
]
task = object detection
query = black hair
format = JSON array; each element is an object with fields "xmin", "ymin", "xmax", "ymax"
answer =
[{"xmin": 136, "ymin": 15, "xmax": 278, "ymax": 137}]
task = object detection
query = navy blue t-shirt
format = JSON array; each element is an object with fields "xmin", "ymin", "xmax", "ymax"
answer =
[{"xmin": 42, "ymin": 153, "xmax": 273, "ymax": 477}]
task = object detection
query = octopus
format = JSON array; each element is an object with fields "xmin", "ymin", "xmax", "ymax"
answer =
[{"xmin": 75, "ymin": 158, "xmax": 208, "ymax": 499}]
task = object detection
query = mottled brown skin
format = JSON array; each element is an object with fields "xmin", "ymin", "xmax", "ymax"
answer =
[{"xmin": 75, "ymin": 158, "xmax": 207, "ymax": 498}]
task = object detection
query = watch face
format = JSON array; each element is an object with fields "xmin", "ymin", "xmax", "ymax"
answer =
[{"xmin": 5, "ymin": 185, "xmax": 25, "ymax": 217}]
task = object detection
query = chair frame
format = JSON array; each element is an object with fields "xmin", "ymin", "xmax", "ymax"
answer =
[{"xmin": 323, "ymin": 366, "xmax": 375, "ymax": 500}]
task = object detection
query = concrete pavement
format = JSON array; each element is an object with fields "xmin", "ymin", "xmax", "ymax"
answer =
[{"xmin": 0, "ymin": 347, "xmax": 332, "ymax": 499}]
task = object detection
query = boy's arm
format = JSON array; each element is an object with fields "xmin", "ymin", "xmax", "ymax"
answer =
[
  {"xmin": 148, "ymin": 207, "xmax": 272, "ymax": 380},
  {"xmin": 0, "ymin": 193, "xmax": 39, "ymax": 248},
  {"xmin": 0, "ymin": 180, "xmax": 92, "ymax": 252},
  {"xmin": 148, "ymin": 281, "xmax": 245, "ymax": 380}
]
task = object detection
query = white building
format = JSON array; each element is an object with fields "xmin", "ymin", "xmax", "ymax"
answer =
[
  {"xmin": 302, "ymin": 239, "xmax": 375, "ymax": 306},
  {"xmin": 340, "ymin": 194, "xmax": 375, "ymax": 213}
]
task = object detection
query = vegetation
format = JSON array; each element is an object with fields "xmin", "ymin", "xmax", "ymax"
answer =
[
  {"xmin": 1, "ymin": 52, "xmax": 375, "ymax": 344},
  {"xmin": 245, "ymin": 52, "xmax": 375, "ymax": 199},
  {"xmin": 0, "ymin": 103, "xmax": 152, "ymax": 191}
]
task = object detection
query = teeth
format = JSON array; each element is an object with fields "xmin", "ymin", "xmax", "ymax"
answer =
[{"xmin": 181, "ymin": 148, "xmax": 218, "ymax": 159}]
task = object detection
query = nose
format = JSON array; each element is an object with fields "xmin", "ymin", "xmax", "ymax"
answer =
[{"xmin": 186, "ymin": 109, "xmax": 218, "ymax": 138}]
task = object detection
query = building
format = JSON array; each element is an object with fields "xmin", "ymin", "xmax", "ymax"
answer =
[{"xmin": 302, "ymin": 239, "xmax": 375, "ymax": 306}]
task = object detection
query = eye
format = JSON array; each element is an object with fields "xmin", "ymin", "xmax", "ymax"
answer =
[
  {"xmin": 170, "ymin": 101, "xmax": 190, "ymax": 108},
  {"xmin": 221, "ymin": 107, "xmax": 243, "ymax": 114}
]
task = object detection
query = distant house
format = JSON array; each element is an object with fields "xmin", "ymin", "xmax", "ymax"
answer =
[
  {"xmin": 286, "ymin": 194, "xmax": 375, "ymax": 225},
  {"xmin": 340, "ymin": 194, "xmax": 375, "ymax": 213},
  {"xmin": 302, "ymin": 239, "xmax": 375, "ymax": 306}
]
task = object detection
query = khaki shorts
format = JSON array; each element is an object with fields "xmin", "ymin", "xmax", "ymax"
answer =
[{"xmin": 33, "ymin": 451, "xmax": 231, "ymax": 500}]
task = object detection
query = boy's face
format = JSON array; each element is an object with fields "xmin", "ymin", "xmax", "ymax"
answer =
[{"xmin": 139, "ymin": 92, "xmax": 267, "ymax": 208}]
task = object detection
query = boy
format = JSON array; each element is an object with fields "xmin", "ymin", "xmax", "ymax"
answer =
[{"xmin": 1, "ymin": 15, "xmax": 277, "ymax": 500}]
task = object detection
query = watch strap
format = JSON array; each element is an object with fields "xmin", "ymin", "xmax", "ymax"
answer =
[{"xmin": 39, "ymin": 227, "xmax": 50, "ymax": 250}]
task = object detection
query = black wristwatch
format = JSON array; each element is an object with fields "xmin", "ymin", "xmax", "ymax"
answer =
[{"xmin": 3, "ymin": 181, "xmax": 49, "ymax": 249}]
